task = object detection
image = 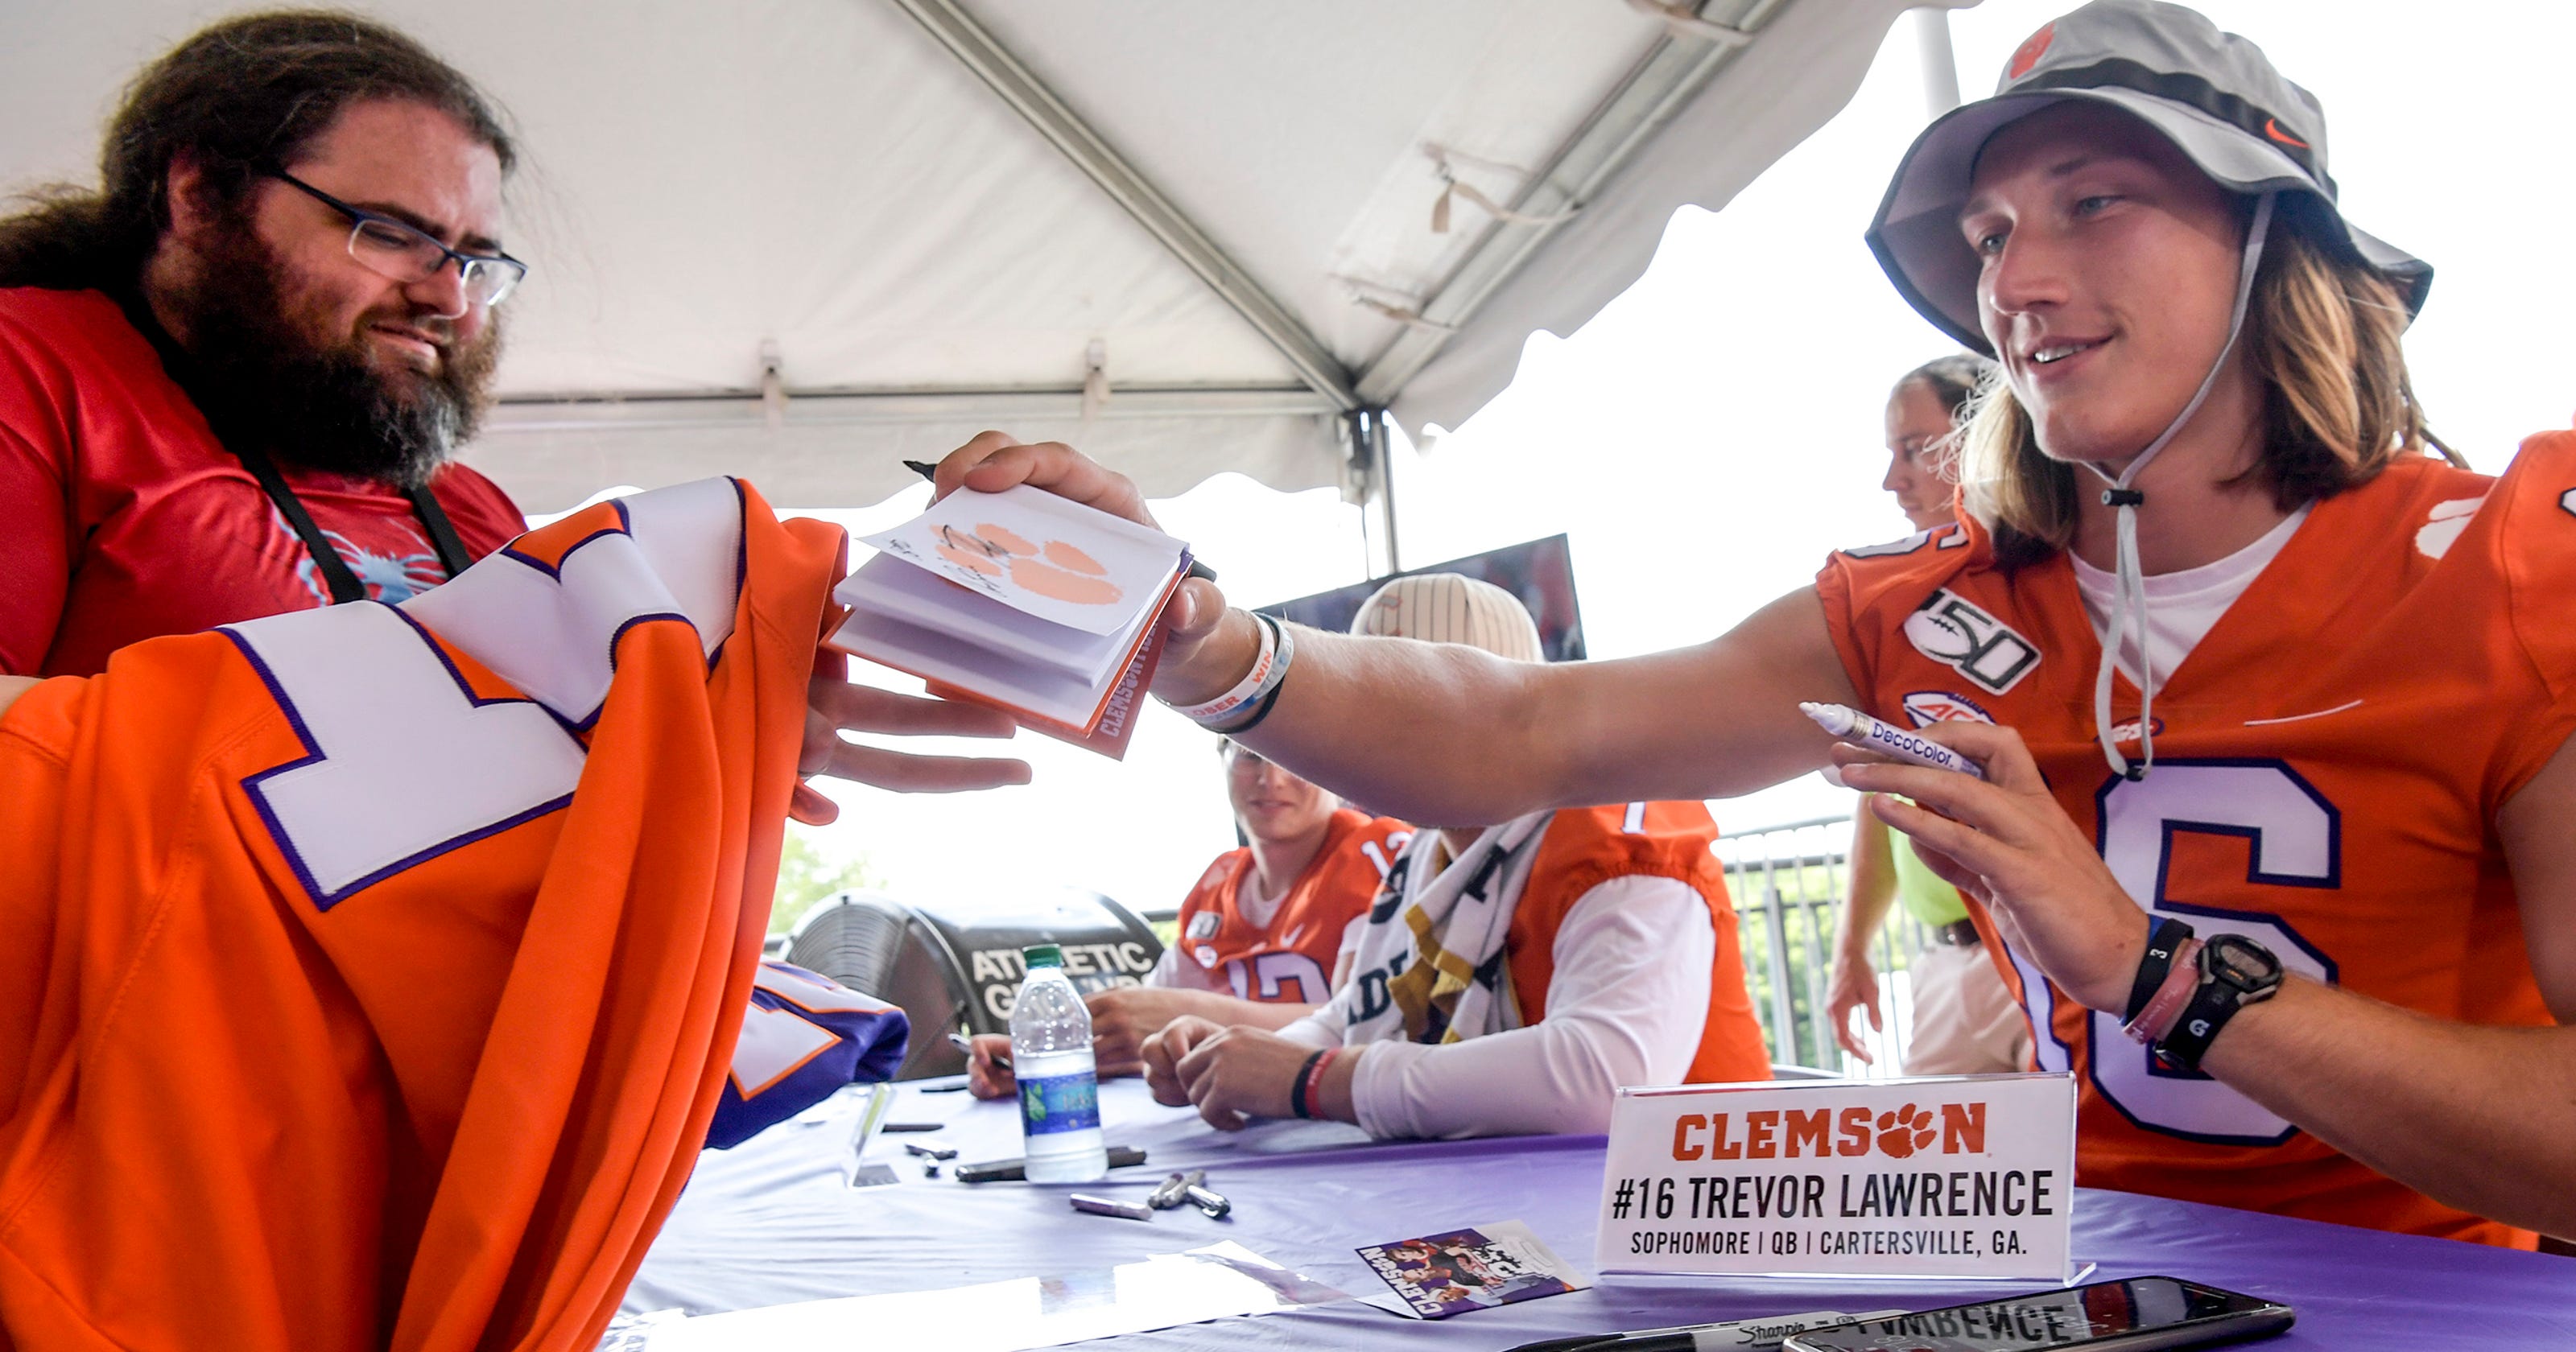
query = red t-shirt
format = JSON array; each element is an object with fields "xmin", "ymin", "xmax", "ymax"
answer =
[{"xmin": 0, "ymin": 287, "xmax": 526, "ymax": 676}]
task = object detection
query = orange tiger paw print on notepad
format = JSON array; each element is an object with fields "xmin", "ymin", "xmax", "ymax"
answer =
[{"xmin": 936, "ymin": 522, "xmax": 1125, "ymax": 606}]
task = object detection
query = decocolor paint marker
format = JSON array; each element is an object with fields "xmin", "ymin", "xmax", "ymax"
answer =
[{"xmin": 1801, "ymin": 702, "xmax": 1985, "ymax": 781}]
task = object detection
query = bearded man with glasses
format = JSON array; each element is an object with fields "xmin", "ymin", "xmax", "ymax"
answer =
[
  {"xmin": 0, "ymin": 10, "xmax": 1042, "ymax": 1346},
  {"xmin": 0, "ymin": 12, "xmax": 530, "ymax": 676},
  {"xmin": 0, "ymin": 15, "xmax": 1051, "ymax": 1342}
]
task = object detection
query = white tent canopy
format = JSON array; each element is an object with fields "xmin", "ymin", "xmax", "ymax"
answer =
[{"xmin": 4, "ymin": 0, "xmax": 1951, "ymax": 521}]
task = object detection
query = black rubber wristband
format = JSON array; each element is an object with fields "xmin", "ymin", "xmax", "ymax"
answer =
[
  {"xmin": 2157, "ymin": 958, "xmax": 2247, "ymax": 1073},
  {"xmin": 1288, "ymin": 1049, "xmax": 1327, "ymax": 1119},
  {"xmin": 2124, "ymin": 916, "xmax": 2195, "ymax": 1024},
  {"xmin": 1219, "ymin": 680, "xmax": 1288, "ymax": 736}
]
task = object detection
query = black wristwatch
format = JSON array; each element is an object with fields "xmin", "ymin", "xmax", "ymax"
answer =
[{"xmin": 2153, "ymin": 934, "xmax": 2284, "ymax": 1072}]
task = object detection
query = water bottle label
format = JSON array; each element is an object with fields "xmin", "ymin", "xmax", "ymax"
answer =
[{"xmin": 1020, "ymin": 1071, "xmax": 1100, "ymax": 1137}]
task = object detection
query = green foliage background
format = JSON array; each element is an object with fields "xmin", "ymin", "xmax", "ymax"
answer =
[{"xmin": 770, "ymin": 827, "xmax": 884, "ymax": 936}]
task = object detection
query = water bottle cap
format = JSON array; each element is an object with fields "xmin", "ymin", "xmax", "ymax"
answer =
[{"xmin": 1023, "ymin": 943, "xmax": 1063, "ymax": 969}]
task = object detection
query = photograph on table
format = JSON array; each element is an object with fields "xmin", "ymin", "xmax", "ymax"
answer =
[{"xmin": 1357, "ymin": 1219, "xmax": 1586, "ymax": 1319}]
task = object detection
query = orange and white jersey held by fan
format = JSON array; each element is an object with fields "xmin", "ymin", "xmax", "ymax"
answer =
[
  {"xmin": 1162, "ymin": 809, "xmax": 1413, "ymax": 1004},
  {"xmin": 1817, "ymin": 438, "xmax": 2576, "ymax": 1250},
  {"xmin": 0, "ymin": 477, "xmax": 837, "ymax": 1352}
]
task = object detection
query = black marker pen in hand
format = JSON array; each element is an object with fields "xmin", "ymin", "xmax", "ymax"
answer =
[{"xmin": 951, "ymin": 1029, "xmax": 1009, "ymax": 1070}]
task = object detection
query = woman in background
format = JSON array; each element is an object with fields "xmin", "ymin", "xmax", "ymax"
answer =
[{"xmin": 1825, "ymin": 356, "xmax": 2032, "ymax": 1078}]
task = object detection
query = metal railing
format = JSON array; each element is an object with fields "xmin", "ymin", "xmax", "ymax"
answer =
[{"xmin": 1716, "ymin": 814, "xmax": 1938, "ymax": 1078}]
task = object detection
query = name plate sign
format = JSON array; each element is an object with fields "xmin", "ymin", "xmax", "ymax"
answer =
[{"xmin": 1596, "ymin": 1074, "xmax": 2076, "ymax": 1280}]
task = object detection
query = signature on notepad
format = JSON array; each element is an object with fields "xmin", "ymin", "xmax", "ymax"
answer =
[{"xmin": 927, "ymin": 522, "xmax": 1125, "ymax": 607}]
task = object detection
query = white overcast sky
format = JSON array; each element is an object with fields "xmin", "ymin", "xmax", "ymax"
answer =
[{"xmin": 786, "ymin": 0, "xmax": 2576, "ymax": 917}]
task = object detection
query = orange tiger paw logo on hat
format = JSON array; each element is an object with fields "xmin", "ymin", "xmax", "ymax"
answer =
[
  {"xmin": 935, "ymin": 522, "xmax": 1125, "ymax": 606},
  {"xmin": 2007, "ymin": 21, "xmax": 2055, "ymax": 80}
]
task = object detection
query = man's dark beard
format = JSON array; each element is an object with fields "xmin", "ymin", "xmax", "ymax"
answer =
[{"xmin": 159, "ymin": 212, "xmax": 502, "ymax": 490}]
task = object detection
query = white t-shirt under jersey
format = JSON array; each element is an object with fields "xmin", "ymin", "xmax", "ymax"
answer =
[{"xmin": 2070, "ymin": 504, "xmax": 2310, "ymax": 683}]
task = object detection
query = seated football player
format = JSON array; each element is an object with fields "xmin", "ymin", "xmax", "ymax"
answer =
[
  {"xmin": 943, "ymin": 2, "xmax": 2576, "ymax": 1243},
  {"xmin": 1137, "ymin": 575, "xmax": 1772, "ymax": 1139},
  {"xmin": 968, "ymin": 740, "xmax": 1409, "ymax": 1094}
]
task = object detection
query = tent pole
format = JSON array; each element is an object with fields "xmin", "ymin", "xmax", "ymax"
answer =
[
  {"xmin": 1346, "ymin": 408, "xmax": 1402, "ymax": 578},
  {"xmin": 1912, "ymin": 8, "xmax": 1964, "ymax": 117}
]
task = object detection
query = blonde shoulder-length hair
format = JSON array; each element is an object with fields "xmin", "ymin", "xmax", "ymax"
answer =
[{"xmin": 1951, "ymin": 213, "xmax": 2461, "ymax": 568}]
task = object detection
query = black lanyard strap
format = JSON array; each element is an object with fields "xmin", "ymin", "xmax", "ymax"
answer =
[
  {"xmin": 235, "ymin": 439, "xmax": 365, "ymax": 604},
  {"xmin": 233, "ymin": 439, "xmax": 474, "ymax": 605},
  {"xmin": 405, "ymin": 480, "xmax": 476, "ymax": 580}
]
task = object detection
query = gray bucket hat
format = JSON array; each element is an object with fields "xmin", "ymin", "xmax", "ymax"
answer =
[{"xmin": 1866, "ymin": 0, "xmax": 2431, "ymax": 355}]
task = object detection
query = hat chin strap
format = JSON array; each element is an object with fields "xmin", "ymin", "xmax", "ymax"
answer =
[{"xmin": 2079, "ymin": 192, "xmax": 2275, "ymax": 782}]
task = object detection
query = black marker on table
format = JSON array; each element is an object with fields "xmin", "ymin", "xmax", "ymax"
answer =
[
  {"xmin": 902, "ymin": 459, "xmax": 1217, "ymax": 583},
  {"xmin": 1501, "ymin": 1309, "xmax": 1907, "ymax": 1352}
]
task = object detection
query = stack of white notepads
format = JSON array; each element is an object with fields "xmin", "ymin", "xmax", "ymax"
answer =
[{"xmin": 829, "ymin": 484, "xmax": 1191, "ymax": 758}]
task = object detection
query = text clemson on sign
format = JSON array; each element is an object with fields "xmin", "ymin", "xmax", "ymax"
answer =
[{"xmin": 1670, "ymin": 1102, "xmax": 1986, "ymax": 1163}]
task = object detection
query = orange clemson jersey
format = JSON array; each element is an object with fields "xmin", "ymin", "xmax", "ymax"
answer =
[
  {"xmin": 1818, "ymin": 440, "xmax": 2576, "ymax": 1249},
  {"xmin": 0, "ymin": 477, "xmax": 837, "ymax": 1350},
  {"xmin": 1502, "ymin": 802, "xmax": 1772, "ymax": 1086},
  {"xmin": 1172, "ymin": 809, "xmax": 1413, "ymax": 1004}
]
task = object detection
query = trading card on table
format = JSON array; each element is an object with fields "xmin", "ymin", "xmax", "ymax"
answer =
[{"xmin": 1356, "ymin": 1219, "xmax": 1586, "ymax": 1319}]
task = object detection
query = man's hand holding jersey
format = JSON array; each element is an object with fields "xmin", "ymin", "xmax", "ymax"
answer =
[
  {"xmin": 793, "ymin": 650, "xmax": 1031, "ymax": 823},
  {"xmin": 1141, "ymin": 1016, "xmax": 1353, "ymax": 1131},
  {"xmin": 1834, "ymin": 722, "xmax": 2148, "ymax": 1014}
]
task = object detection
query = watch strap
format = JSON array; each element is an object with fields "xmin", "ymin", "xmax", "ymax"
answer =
[{"xmin": 2154, "ymin": 938, "xmax": 2281, "ymax": 1072}]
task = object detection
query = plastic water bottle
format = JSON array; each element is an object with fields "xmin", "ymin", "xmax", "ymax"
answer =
[{"xmin": 1012, "ymin": 943, "xmax": 1107, "ymax": 1181}]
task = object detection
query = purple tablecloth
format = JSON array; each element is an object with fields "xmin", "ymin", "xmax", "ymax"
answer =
[{"xmin": 625, "ymin": 1078, "xmax": 2576, "ymax": 1347}]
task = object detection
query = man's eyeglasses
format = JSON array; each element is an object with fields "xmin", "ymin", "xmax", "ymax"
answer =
[{"xmin": 265, "ymin": 168, "xmax": 527, "ymax": 311}]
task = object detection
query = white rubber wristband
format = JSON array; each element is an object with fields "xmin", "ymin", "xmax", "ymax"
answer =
[
  {"xmin": 1204, "ymin": 618, "xmax": 1294, "ymax": 734},
  {"xmin": 1166, "ymin": 612, "xmax": 1275, "ymax": 723}
]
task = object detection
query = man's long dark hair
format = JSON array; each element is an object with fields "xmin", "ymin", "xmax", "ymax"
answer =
[{"xmin": 0, "ymin": 10, "xmax": 515, "ymax": 293}]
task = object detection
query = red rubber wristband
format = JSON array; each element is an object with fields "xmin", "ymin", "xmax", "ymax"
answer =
[{"xmin": 1296, "ymin": 1046, "xmax": 1340, "ymax": 1119}]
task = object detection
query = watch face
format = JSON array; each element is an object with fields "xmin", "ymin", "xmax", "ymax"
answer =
[{"xmin": 2206, "ymin": 935, "xmax": 2282, "ymax": 987}]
